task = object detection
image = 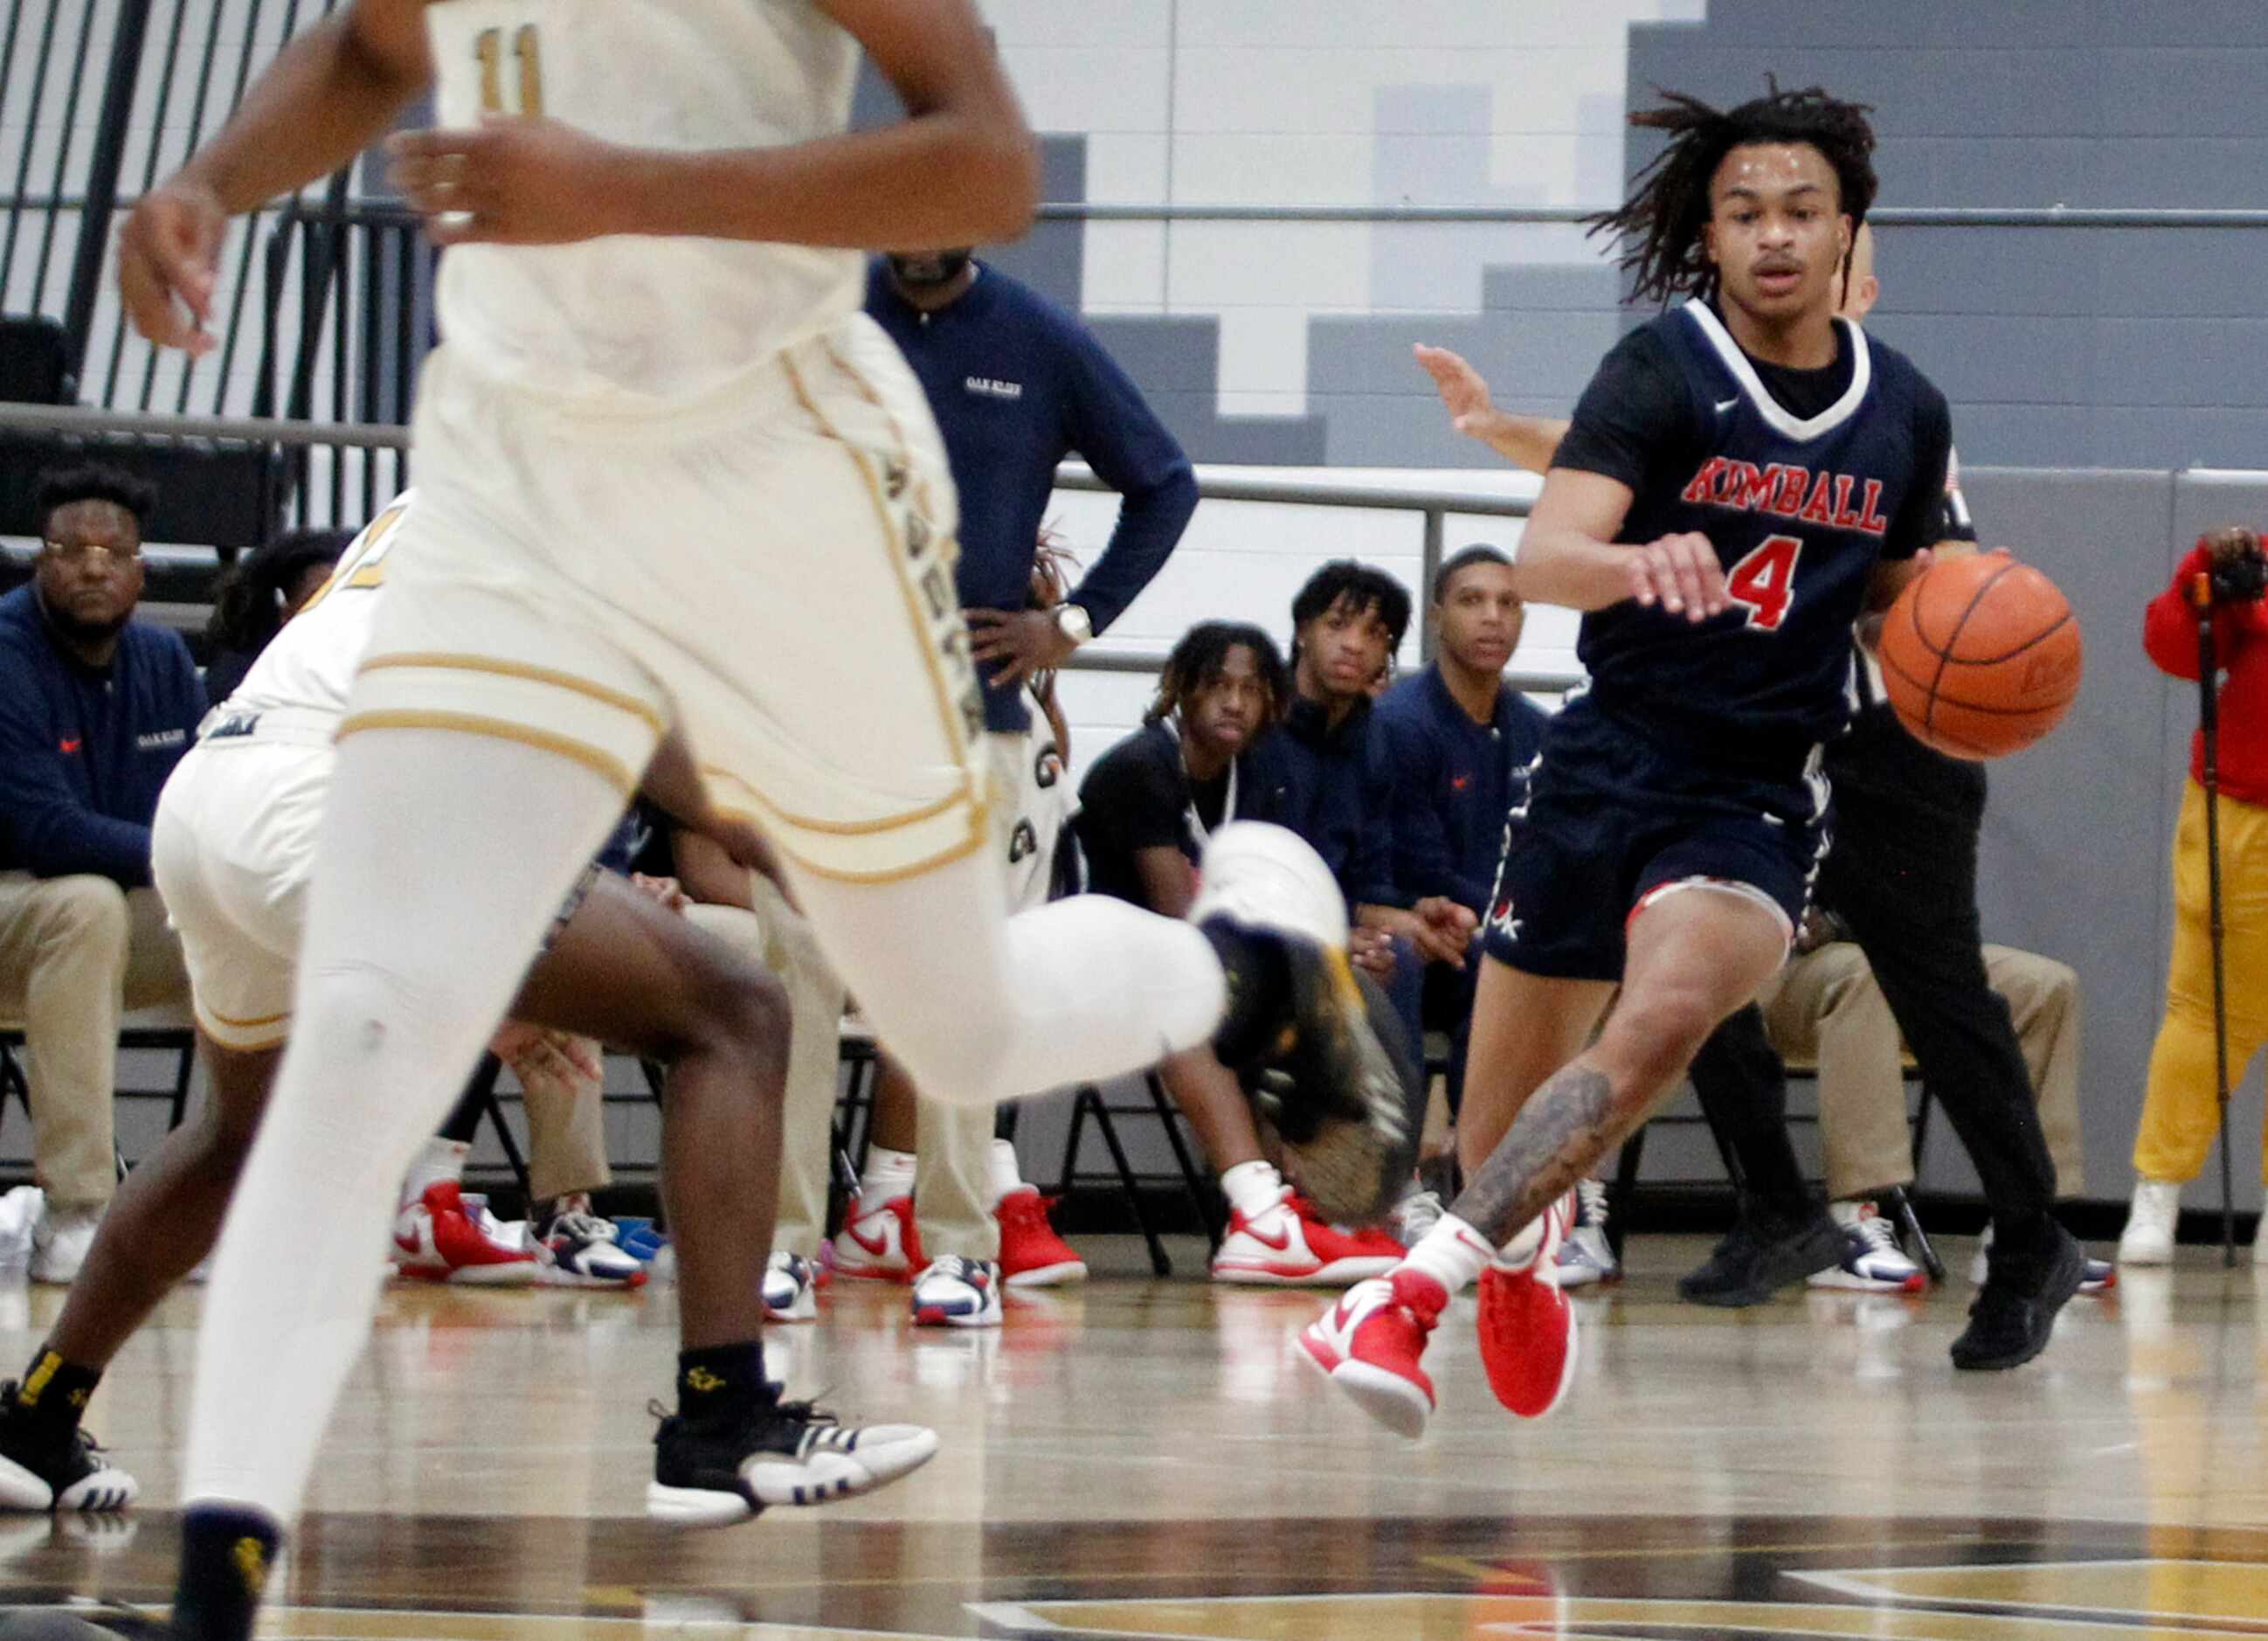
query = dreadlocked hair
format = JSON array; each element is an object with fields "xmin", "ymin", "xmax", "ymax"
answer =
[
  {"xmin": 1144, "ymin": 620, "xmax": 1288, "ymax": 730},
  {"xmin": 205, "ymin": 527, "xmax": 355, "ymax": 660},
  {"xmin": 1586, "ymin": 80, "xmax": 1877, "ymax": 308}
]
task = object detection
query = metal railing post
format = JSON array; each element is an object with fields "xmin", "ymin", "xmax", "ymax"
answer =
[
  {"xmin": 60, "ymin": 0, "xmax": 156, "ymax": 382},
  {"xmin": 1419, "ymin": 505, "xmax": 1444, "ymax": 662}
]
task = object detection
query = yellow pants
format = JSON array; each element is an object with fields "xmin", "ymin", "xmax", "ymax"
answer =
[{"xmin": 2133, "ymin": 780, "xmax": 2268, "ymax": 1184}]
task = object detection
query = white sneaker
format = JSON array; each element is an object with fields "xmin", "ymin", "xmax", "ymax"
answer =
[
  {"xmin": 1210, "ymin": 1187, "xmax": 1402, "ymax": 1285},
  {"xmin": 764, "ymin": 1252, "xmax": 819, "ymax": 1323},
  {"xmin": 533, "ymin": 1206, "xmax": 647, "ymax": 1289},
  {"xmin": 2117, "ymin": 1179, "xmax": 2181, "ymax": 1266},
  {"xmin": 1390, "ymin": 1187, "xmax": 1444, "ymax": 1250},
  {"xmin": 909, "ymin": 1256, "xmax": 1002, "ymax": 1328},
  {"xmin": 1186, "ymin": 820, "xmax": 1349, "ymax": 951},
  {"xmin": 1805, "ymin": 1200, "xmax": 1926, "ymax": 1293},
  {"xmin": 1554, "ymin": 1179, "xmax": 1619, "ymax": 1289},
  {"xmin": 29, "ymin": 1203, "xmax": 102, "ymax": 1286},
  {"xmin": 833, "ymin": 1192, "xmax": 920, "ymax": 1282}
]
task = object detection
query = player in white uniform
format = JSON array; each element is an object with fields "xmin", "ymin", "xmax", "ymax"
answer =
[
  {"xmin": 0, "ymin": 491, "xmax": 946, "ymax": 1539},
  {"xmin": 35, "ymin": 4, "xmax": 1408, "ymax": 1639}
]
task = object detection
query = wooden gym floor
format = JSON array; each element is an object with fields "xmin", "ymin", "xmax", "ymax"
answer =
[{"xmin": 0, "ymin": 1233, "xmax": 2263, "ymax": 1638}]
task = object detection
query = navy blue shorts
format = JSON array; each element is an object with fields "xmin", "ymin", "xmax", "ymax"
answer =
[{"xmin": 1480, "ymin": 712, "xmax": 1826, "ymax": 983}]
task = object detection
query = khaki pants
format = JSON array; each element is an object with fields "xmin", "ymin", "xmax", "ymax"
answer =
[
  {"xmin": 1760, "ymin": 939, "xmax": 2084, "ymax": 1201},
  {"xmin": 518, "ymin": 1048, "xmax": 612, "ymax": 1205},
  {"xmin": 0, "ymin": 872, "xmax": 190, "ymax": 1208}
]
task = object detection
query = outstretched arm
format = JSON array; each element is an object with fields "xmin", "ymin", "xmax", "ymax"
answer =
[{"xmin": 1414, "ymin": 344, "xmax": 1568, "ymax": 475}]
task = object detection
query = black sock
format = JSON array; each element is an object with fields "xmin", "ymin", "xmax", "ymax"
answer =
[
  {"xmin": 9, "ymin": 1347, "xmax": 100, "ymax": 1437},
  {"xmin": 173, "ymin": 1504, "xmax": 282, "ymax": 1641},
  {"xmin": 1200, "ymin": 922, "xmax": 1288, "ymax": 1066},
  {"xmin": 677, "ymin": 1342, "xmax": 769, "ymax": 1422}
]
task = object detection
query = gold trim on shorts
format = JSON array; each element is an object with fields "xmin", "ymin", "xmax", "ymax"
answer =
[
  {"xmin": 357, "ymin": 652, "xmax": 668, "ymax": 737},
  {"xmin": 697, "ymin": 763, "xmax": 970, "ymax": 838},
  {"xmin": 336, "ymin": 710, "xmax": 639, "ymax": 796},
  {"xmin": 192, "ymin": 1002, "xmax": 291, "ymax": 1053},
  {"xmin": 709, "ymin": 800, "xmax": 991, "ymax": 886}
]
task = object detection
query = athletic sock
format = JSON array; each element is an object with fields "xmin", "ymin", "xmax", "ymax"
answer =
[
  {"xmin": 172, "ymin": 1503, "xmax": 283, "ymax": 1641},
  {"xmin": 985, "ymin": 1138, "xmax": 1026, "ymax": 1209},
  {"xmin": 401, "ymin": 1138, "xmax": 470, "ymax": 1208},
  {"xmin": 9, "ymin": 1347, "xmax": 99, "ymax": 1437},
  {"xmin": 1220, "ymin": 1160, "xmax": 1286, "ymax": 1222},
  {"xmin": 856, "ymin": 1147, "xmax": 916, "ymax": 1208},
  {"xmin": 676, "ymin": 1341, "xmax": 770, "ymax": 1422},
  {"xmin": 1396, "ymin": 1212, "xmax": 1497, "ymax": 1297}
]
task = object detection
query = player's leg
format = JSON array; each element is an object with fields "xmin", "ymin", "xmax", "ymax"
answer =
[
  {"xmin": 175, "ymin": 727, "xmax": 631, "ymax": 1641},
  {"xmin": 508, "ymin": 870, "xmax": 938, "ymax": 1520}
]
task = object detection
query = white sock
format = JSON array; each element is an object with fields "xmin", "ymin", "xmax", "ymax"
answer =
[
  {"xmin": 985, "ymin": 1137, "xmax": 1027, "ymax": 1208},
  {"xmin": 1397, "ymin": 1212, "xmax": 1497, "ymax": 1297},
  {"xmin": 401, "ymin": 1139, "xmax": 469, "ymax": 1208},
  {"xmin": 858, "ymin": 1146, "xmax": 916, "ymax": 1208},
  {"xmin": 1220, "ymin": 1160, "xmax": 1286, "ymax": 1222}
]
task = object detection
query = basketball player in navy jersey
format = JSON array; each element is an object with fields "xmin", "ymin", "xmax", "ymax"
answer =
[{"xmin": 1303, "ymin": 84, "xmax": 2085, "ymax": 1440}]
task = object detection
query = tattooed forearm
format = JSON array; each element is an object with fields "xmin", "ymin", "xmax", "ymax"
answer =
[{"xmin": 1449, "ymin": 1063, "xmax": 1646, "ymax": 1247}]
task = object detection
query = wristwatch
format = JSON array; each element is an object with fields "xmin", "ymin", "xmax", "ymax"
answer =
[{"xmin": 1054, "ymin": 603, "xmax": 1093, "ymax": 646}]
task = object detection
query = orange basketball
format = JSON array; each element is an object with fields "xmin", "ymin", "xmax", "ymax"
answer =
[{"xmin": 1875, "ymin": 553, "xmax": 2083, "ymax": 760}]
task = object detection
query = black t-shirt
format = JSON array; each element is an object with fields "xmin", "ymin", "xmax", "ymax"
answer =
[
  {"xmin": 1550, "ymin": 300, "xmax": 1953, "ymax": 766},
  {"xmin": 1075, "ymin": 721, "xmax": 1222, "ymax": 907}
]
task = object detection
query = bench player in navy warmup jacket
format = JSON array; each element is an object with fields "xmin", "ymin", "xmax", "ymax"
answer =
[{"xmin": 1301, "ymin": 84, "xmax": 2086, "ymax": 1444}]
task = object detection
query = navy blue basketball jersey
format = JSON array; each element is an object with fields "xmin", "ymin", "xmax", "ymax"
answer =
[{"xmin": 1552, "ymin": 299, "xmax": 1953, "ymax": 768}]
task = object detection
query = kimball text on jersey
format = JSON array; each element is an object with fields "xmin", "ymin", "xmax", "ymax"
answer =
[{"xmin": 1677, "ymin": 458, "xmax": 1892, "ymax": 537}]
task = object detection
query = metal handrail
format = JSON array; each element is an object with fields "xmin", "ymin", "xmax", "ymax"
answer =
[
  {"xmin": 19, "ymin": 195, "xmax": 2268, "ymax": 230},
  {"xmin": 0, "ymin": 401, "xmax": 1543, "ymax": 668}
]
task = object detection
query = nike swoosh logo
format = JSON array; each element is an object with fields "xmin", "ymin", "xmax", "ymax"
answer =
[
  {"xmin": 1244, "ymin": 1217, "xmax": 1294, "ymax": 1253},
  {"xmin": 1715, "ymin": 397, "xmax": 1739, "ymax": 414},
  {"xmin": 844, "ymin": 1220, "xmax": 893, "ymax": 1258},
  {"xmin": 58, "ymin": 739, "xmax": 80, "ymax": 754},
  {"xmin": 1330, "ymin": 1295, "xmax": 1362, "ymax": 1333},
  {"xmin": 1452, "ymin": 1228, "xmax": 1494, "ymax": 1260},
  {"xmin": 393, "ymin": 1231, "xmax": 421, "ymax": 1256}
]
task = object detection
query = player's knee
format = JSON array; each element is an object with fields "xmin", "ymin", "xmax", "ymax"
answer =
[
  {"xmin": 1605, "ymin": 987, "xmax": 1722, "ymax": 1086},
  {"xmin": 679, "ymin": 951, "xmax": 791, "ymax": 1090}
]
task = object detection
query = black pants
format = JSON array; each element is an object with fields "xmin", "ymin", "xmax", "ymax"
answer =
[{"xmin": 1689, "ymin": 709, "xmax": 2058, "ymax": 1236}]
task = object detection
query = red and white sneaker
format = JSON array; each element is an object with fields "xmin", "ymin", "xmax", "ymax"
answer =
[
  {"xmin": 833, "ymin": 1192, "xmax": 923, "ymax": 1282},
  {"xmin": 1297, "ymin": 1267, "xmax": 1449, "ymax": 1438},
  {"xmin": 392, "ymin": 1182, "xmax": 538, "ymax": 1286},
  {"xmin": 1212, "ymin": 1187, "xmax": 1402, "ymax": 1285},
  {"xmin": 995, "ymin": 1187, "xmax": 1087, "ymax": 1288},
  {"xmin": 1476, "ymin": 1191, "xmax": 1579, "ymax": 1421}
]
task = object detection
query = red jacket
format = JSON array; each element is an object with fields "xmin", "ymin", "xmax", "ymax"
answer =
[{"xmin": 2145, "ymin": 542, "xmax": 2268, "ymax": 807}]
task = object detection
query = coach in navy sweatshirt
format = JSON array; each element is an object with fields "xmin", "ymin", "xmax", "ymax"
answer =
[
  {"xmin": 860, "ymin": 251, "xmax": 1196, "ymax": 1302},
  {"xmin": 0, "ymin": 464, "xmax": 203, "ymax": 1274},
  {"xmin": 1373, "ymin": 546, "xmax": 1549, "ymax": 1111}
]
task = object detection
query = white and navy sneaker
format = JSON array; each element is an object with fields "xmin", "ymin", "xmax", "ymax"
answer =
[
  {"xmin": 1554, "ymin": 1179, "xmax": 1620, "ymax": 1289},
  {"xmin": 647, "ymin": 1395, "xmax": 938, "ymax": 1527},
  {"xmin": 534, "ymin": 1204, "xmax": 647, "ymax": 1289},
  {"xmin": 1973, "ymin": 1221, "xmax": 2114, "ymax": 1295},
  {"xmin": 1806, "ymin": 1201, "xmax": 1926, "ymax": 1293},
  {"xmin": 763, "ymin": 1252, "xmax": 819, "ymax": 1323},
  {"xmin": 910, "ymin": 1256, "xmax": 1002, "ymax": 1328},
  {"xmin": 0, "ymin": 1388, "xmax": 135, "ymax": 1513}
]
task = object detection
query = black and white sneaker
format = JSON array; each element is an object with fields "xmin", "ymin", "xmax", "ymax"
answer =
[
  {"xmin": 647, "ymin": 1395, "xmax": 938, "ymax": 1527},
  {"xmin": 0, "ymin": 1388, "xmax": 136, "ymax": 1514},
  {"xmin": 1192, "ymin": 823, "xmax": 1422, "ymax": 1226}
]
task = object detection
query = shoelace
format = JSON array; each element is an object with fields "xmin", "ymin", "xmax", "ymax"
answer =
[
  {"xmin": 1852, "ymin": 1208, "xmax": 1902, "ymax": 1255},
  {"xmin": 1575, "ymin": 1178, "xmax": 1610, "ymax": 1229},
  {"xmin": 550, "ymin": 1210, "xmax": 620, "ymax": 1244},
  {"xmin": 1393, "ymin": 1189, "xmax": 1443, "ymax": 1246}
]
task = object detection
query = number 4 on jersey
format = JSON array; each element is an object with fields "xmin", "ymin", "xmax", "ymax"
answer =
[{"xmin": 1725, "ymin": 533, "xmax": 1803, "ymax": 631}]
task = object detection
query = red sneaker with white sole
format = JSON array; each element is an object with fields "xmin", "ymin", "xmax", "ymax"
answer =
[
  {"xmin": 392, "ymin": 1181, "xmax": 538, "ymax": 1286},
  {"xmin": 1476, "ymin": 1191, "xmax": 1579, "ymax": 1420},
  {"xmin": 995, "ymin": 1187, "xmax": 1088, "ymax": 1288},
  {"xmin": 1297, "ymin": 1266, "xmax": 1448, "ymax": 1438},
  {"xmin": 1213, "ymin": 1188, "xmax": 1403, "ymax": 1285},
  {"xmin": 833, "ymin": 1192, "xmax": 923, "ymax": 1282}
]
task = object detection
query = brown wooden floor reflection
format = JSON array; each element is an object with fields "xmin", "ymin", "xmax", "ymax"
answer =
[
  {"xmin": 3, "ymin": 1511, "xmax": 2266, "ymax": 1638},
  {"xmin": 0, "ymin": 1237, "xmax": 2258, "ymax": 1637}
]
